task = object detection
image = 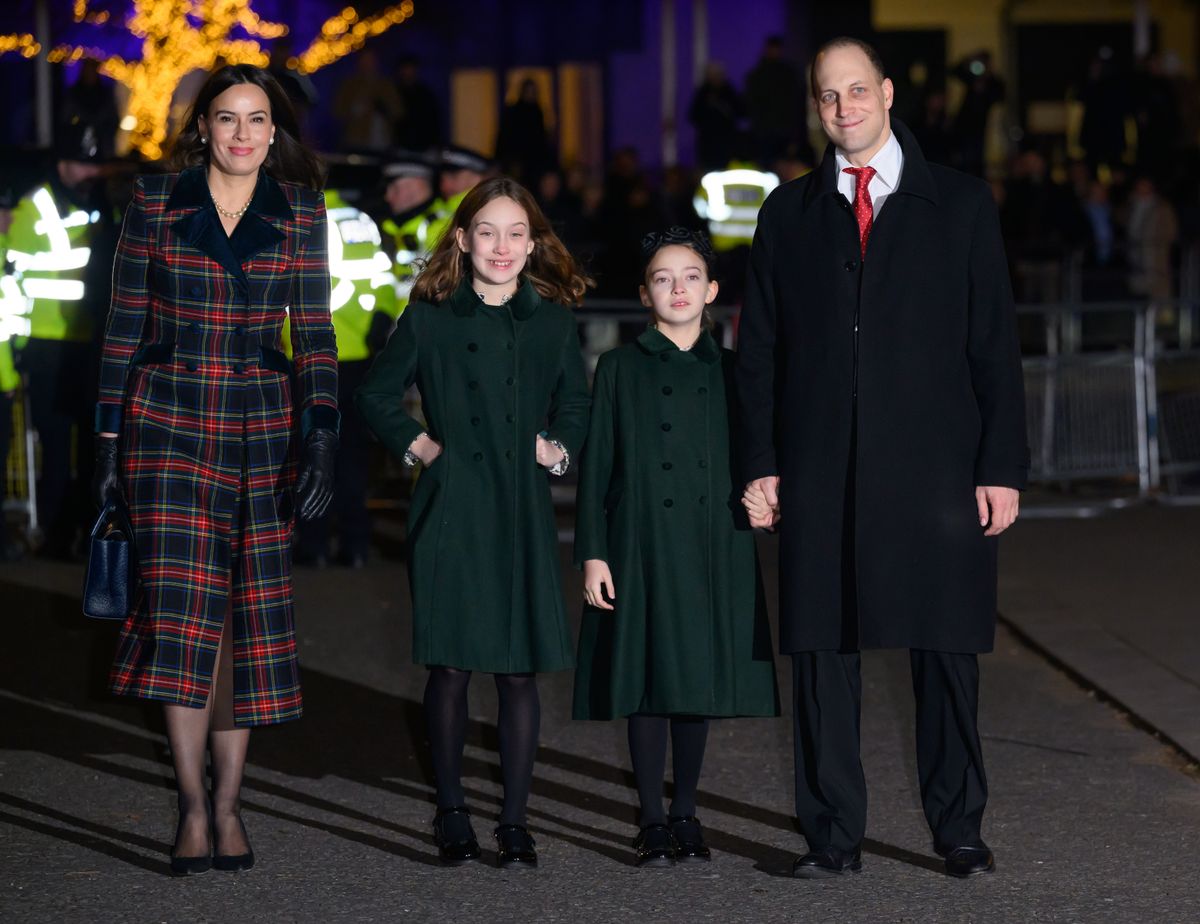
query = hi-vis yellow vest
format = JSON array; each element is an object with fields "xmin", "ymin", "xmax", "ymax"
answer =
[
  {"xmin": 693, "ymin": 165, "xmax": 779, "ymax": 251},
  {"xmin": 3, "ymin": 183, "xmax": 100, "ymax": 342}
]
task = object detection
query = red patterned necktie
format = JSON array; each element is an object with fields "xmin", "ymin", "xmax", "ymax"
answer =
[{"xmin": 843, "ymin": 165, "xmax": 877, "ymax": 257}]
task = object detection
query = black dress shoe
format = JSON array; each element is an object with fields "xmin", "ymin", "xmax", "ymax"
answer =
[
  {"xmin": 633, "ymin": 823, "xmax": 676, "ymax": 868},
  {"xmin": 432, "ymin": 807, "xmax": 481, "ymax": 866},
  {"xmin": 936, "ymin": 842, "xmax": 995, "ymax": 878},
  {"xmin": 169, "ymin": 854, "xmax": 212, "ymax": 876},
  {"xmin": 213, "ymin": 816, "xmax": 255, "ymax": 872},
  {"xmin": 494, "ymin": 824, "xmax": 537, "ymax": 869},
  {"xmin": 668, "ymin": 815, "xmax": 711, "ymax": 862},
  {"xmin": 792, "ymin": 845, "xmax": 863, "ymax": 878}
]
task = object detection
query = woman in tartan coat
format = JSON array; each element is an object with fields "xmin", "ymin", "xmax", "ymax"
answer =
[{"xmin": 92, "ymin": 66, "xmax": 337, "ymax": 875}]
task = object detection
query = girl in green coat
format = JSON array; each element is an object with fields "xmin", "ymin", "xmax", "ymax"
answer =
[
  {"xmin": 357, "ymin": 177, "xmax": 591, "ymax": 869},
  {"xmin": 573, "ymin": 228, "xmax": 779, "ymax": 867}
]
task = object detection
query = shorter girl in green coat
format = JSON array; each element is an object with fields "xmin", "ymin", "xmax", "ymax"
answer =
[
  {"xmin": 573, "ymin": 227, "xmax": 780, "ymax": 867},
  {"xmin": 357, "ymin": 177, "xmax": 591, "ymax": 869}
]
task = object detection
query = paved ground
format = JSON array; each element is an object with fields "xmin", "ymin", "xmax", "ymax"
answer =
[{"xmin": 2, "ymin": 510, "xmax": 1199, "ymax": 923}]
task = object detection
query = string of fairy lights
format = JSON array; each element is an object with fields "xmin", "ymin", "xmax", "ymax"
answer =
[{"xmin": 0, "ymin": 0, "xmax": 416, "ymax": 160}]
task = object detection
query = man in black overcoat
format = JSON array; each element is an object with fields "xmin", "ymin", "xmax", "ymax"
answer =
[{"xmin": 735, "ymin": 37, "xmax": 1028, "ymax": 879}]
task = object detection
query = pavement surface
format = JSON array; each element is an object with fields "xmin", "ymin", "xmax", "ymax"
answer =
[{"xmin": 2, "ymin": 508, "xmax": 1199, "ymax": 923}]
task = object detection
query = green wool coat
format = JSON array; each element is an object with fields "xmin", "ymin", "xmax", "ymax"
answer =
[
  {"xmin": 356, "ymin": 279, "xmax": 589, "ymax": 673},
  {"xmin": 572, "ymin": 328, "xmax": 780, "ymax": 719}
]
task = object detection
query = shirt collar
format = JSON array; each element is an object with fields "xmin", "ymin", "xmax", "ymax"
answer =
[{"xmin": 835, "ymin": 127, "xmax": 903, "ymax": 192}]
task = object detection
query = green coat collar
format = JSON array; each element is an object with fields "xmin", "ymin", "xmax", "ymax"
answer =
[
  {"xmin": 636, "ymin": 325, "xmax": 721, "ymax": 364},
  {"xmin": 448, "ymin": 277, "xmax": 541, "ymax": 320}
]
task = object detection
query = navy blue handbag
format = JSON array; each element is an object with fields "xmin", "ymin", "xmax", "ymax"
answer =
[{"xmin": 83, "ymin": 501, "xmax": 137, "ymax": 620}]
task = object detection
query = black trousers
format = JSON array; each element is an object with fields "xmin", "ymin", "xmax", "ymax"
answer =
[{"xmin": 791, "ymin": 649, "xmax": 987, "ymax": 852}]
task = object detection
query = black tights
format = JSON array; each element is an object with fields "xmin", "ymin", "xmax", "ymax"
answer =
[
  {"xmin": 424, "ymin": 667, "xmax": 541, "ymax": 827},
  {"xmin": 627, "ymin": 714, "xmax": 710, "ymax": 827}
]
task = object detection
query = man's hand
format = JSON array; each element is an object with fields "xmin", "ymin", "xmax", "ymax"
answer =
[
  {"xmin": 582, "ymin": 559, "xmax": 616, "ymax": 610},
  {"xmin": 743, "ymin": 475, "xmax": 781, "ymax": 529},
  {"xmin": 975, "ymin": 485, "xmax": 1019, "ymax": 536}
]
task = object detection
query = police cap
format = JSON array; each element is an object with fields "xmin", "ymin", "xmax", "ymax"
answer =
[
  {"xmin": 382, "ymin": 149, "xmax": 437, "ymax": 181},
  {"xmin": 439, "ymin": 145, "xmax": 491, "ymax": 175}
]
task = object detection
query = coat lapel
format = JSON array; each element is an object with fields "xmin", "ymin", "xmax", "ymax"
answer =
[{"xmin": 167, "ymin": 166, "xmax": 291, "ymax": 289}]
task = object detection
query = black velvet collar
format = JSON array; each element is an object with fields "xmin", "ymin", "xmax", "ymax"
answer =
[
  {"xmin": 448, "ymin": 277, "xmax": 541, "ymax": 320},
  {"xmin": 808, "ymin": 117, "xmax": 939, "ymax": 208},
  {"xmin": 167, "ymin": 166, "xmax": 291, "ymax": 288},
  {"xmin": 636, "ymin": 325, "xmax": 721, "ymax": 364}
]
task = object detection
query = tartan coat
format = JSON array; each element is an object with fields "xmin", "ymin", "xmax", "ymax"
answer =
[
  {"xmin": 355, "ymin": 279, "xmax": 589, "ymax": 673},
  {"xmin": 95, "ymin": 167, "xmax": 338, "ymax": 726}
]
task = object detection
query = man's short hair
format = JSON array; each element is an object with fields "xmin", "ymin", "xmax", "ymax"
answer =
[{"xmin": 809, "ymin": 36, "xmax": 886, "ymax": 99}]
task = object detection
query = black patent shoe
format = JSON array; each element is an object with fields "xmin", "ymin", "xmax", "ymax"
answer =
[
  {"xmin": 792, "ymin": 845, "xmax": 863, "ymax": 878},
  {"xmin": 213, "ymin": 815, "xmax": 255, "ymax": 872},
  {"xmin": 936, "ymin": 842, "xmax": 995, "ymax": 878},
  {"xmin": 668, "ymin": 815, "xmax": 711, "ymax": 862},
  {"xmin": 633, "ymin": 823, "xmax": 676, "ymax": 868},
  {"xmin": 494, "ymin": 824, "xmax": 538, "ymax": 869},
  {"xmin": 432, "ymin": 807, "xmax": 482, "ymax": 866}
]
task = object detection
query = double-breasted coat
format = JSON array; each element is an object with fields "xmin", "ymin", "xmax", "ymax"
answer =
[
  {"xmin": 735, "ymin": 121, "xmax": 1029, "ymax": 654},
  {"xmin": 96, "ymin": 167, "xmax": 338, "ymax": 726},
  {"xmin": 355, "ymin": 279, "xmax": 589, "ymax": 673},
  {"xmin": 572, "ymin": 329, "xmax": 779, "ymax": 719}
]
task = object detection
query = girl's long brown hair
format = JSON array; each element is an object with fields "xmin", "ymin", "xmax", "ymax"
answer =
[{"xmin": 412, "ymin": 176, "xmax": 593, "ymax": 306}]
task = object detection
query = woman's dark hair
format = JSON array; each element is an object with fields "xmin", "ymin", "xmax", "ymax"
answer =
[
  {"xmin": 171, "ymin": 64, "xmax": 324, "ymax": 190},
  {"xmin": 640, "ymin": 226, "xmax": 719, "ymax": 330},
  {"xmin": 412, "ymin": 175, "xmax": 594, "ymax": 306}
]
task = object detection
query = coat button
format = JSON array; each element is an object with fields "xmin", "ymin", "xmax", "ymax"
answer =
[
  {"xmin": 505, "ymin": 449, "xmax": 513, "ymax": 460},
  {"xmin": 471, "ymin": 416, "xmax": 480, "ymax": 425},
  {"xmin": 844, "ymin": 260, "xmax": 858, "ymax": 272},
  {"xmin": 186, "ymin": 361, "xmax": 198, "ymax": 372},
  {"xmin": 233, "ymin": 363, "xmax": 244, "ymax": 374},
  {"xmin": 698, "ymin": 460, "xmax": 707, "ymax": 469},
  {"xmin": 234, "ymin": 325, "xmax": 245, "ymax": 335},
  {"xmin": 661, "ymin": 423, "xmax": 671, "ymax": 432},
  {"xmin": 698, "ymin": 387, "xmax": 708, "ymax": 395},
  {"xmin": 662, "ymin": 462, "xmax": 673, "ymax": 471},
  {"xmin": 473, "ymin": 451, "xmax": 483, "ymax": 461},
  {"xmin": 468, "ymin": 342, "xmax": 478, "ymax": 352},
  {"xmin": 662, "ymin": 386, "xmax": 672, "ymax": 395},
  {"xmin": 698, "ymin": 495, "xmax": 707, "ymax": 504},
  {"xmin": 506, "ymin": 342, "xmax": 514, "ymax": 350},
  {"xmin": 506, "ymin": 376, "xmax": 514, "ymax": 385},
  {"xmin": 506, "ymin": 414, "xmax": 515, "ymax": 423},
  {"xmin": 468, "ymin": 381, "xmax": 478, "ymax": 390},
  {"xmin": 663, "ymin": 499, "xmax": 673, "ymax": 508}
]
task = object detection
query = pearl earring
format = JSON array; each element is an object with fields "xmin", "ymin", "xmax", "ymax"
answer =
[
  {"xmin": 201, "ymin": 136, "xmax": 207, "ymax": 144},
  {"xmin": 269, "ymin": 137, "xmax": 275, "ymax": 145}
]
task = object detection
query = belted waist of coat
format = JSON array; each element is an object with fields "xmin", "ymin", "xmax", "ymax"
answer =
[{"xmin": 130, "ymin": 336, "xmax": 292, "ymax": 375}]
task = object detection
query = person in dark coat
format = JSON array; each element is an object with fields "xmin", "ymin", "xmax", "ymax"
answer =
[
  {"xmin": 356, "ymin": 176, "xmax": 591, "ymax": 869},
  {"xmin": 91, "ymin": 66, "xmax": 337, "ymax": 874},
  {"xmin": 494, "ymin": 78, "xmax": 554, "ymax": 186},
  {"xmin": 735, "ymin": 38, "xmax": 1028, "ymax": 880},
  {"xmin": 574, "ymin": 227, "xmax": 779, "ymax": 867},
  {"xmin": 687, "ymin": 62, "xmax": 744, "ymax": 171}
]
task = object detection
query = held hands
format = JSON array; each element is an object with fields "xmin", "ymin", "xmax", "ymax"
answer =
[
  {"xmin": 92, "ymin": 435, "xmax": 123, "ymax": 509},
  {"xmin": 535, "ymin": 434, "xmax": 565, "ymax": 469},
  {"xmin": 583, "ymin": 559, "xmax": 616, "ymax": 611},
  {"xmin": 296, "ymin": 428, "xmax": 338, "ymax": 521},
  {"xmin": 975, "ymin": 485, "xmax": 1020, "ymax": 536},
  {"xmin": 742, "ymin": 476, "xmax": 781, "ymax": 529}
]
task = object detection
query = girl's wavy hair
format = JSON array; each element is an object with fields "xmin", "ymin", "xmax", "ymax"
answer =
[
  {"xmin": 640, "ymin": 226, "xmax": 719, "ymax": 330},
  {"xmin": 171, "ymin": 64, "xmax": 324, "ymax": 190},
  {"xmin": 412, "ymin": 175, "xmax": 593, "ymax": 306}
]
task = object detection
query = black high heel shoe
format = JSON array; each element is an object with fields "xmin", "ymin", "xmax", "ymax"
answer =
[
  {"xmin": 432, "ymin": 807, "xmax": 482, "ymax": 865},
  {"xmin": 213, "ymin": 814, "xmax": 255, "ymax": 872},
  {"xmin": 494, "ymin": 824, "xmax": 537, "ymax": 869},
  {"xmin": 169, "ymin": 807, "xmax": 212, "ymax": 877}
]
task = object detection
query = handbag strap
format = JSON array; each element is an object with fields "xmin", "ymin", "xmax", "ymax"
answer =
[{"xmin": 91, "ymin": 499, "xmax": 134, "ymax": 541}]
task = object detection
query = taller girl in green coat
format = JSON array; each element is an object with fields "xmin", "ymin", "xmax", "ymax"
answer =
[
  {"xmin": 573, "ymin": 228, "xmax": 779, "ymax": 867},
  {"xmin": 357, "ymin": 177, "xmax": 591, "ymax": 869}
]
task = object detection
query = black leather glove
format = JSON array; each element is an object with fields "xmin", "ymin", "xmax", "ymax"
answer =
[
  {"xmin": 295, "ymin": 428, "xmax": 337, "ymax": 521},
  {"xmin": 92, "ymin": 436, "xmax": 123, "ymax": 510}
]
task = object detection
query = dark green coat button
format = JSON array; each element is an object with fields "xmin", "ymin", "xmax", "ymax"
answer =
[
  {"xmin": 698, "ymin": 496, "xmax": 707, "ymax": 504},
  {"xmin": 468, "ymin": 342, "xmax": 478, "ymax": 352},
  {"xmin": 698, "ymin": 460, "xmax": 707, "ymax": 468},
  {"xmin": 506, "ymin": 413, "xmax": 515, "ymax": 423},
  {"xmin": 473, "ymin": 451, "xmax": 483, "ymax": 461},
  {"xmin": 505, "ymin": 450, "xmax": 513, "ymax": 460},
  {"xmin": 662, "ymin": 462, "xmax": 673, "ymax": 470},
  {"xmin": 661, "ymin": 422, "xmax": 671, "ymax": 431},
  {"xmin": 468, "ymin": 381, "xmax": 478, "ymax": 390},
  {"xmin": 663, "ymin": 499, "xmax": 673, "ymax": 507},
  {"xmin": 662, "ymin": 386, "xmax": 672, "ymax": 395},
  {"xmin": 506, "ymin": 376, "xmax": 514, "ymax": 385},
  {"xmin": 698, "ymin": 386, "xmax": 708, "ymax": 395},
  {"xmin": 471, "ymin": 416, "xmax": 480, "ymax": 425},
  {"xmin": 507, "ymin": 342, "xmax": 514, "ymax": 350}
]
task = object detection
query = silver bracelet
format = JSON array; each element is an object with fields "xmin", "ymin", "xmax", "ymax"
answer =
[{"xmin": 543, "ymin": 436, "xmax": 569, "ymax": 476}]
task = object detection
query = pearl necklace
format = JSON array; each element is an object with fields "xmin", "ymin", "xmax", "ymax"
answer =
[{"xmin": 210, "ymin": 191, "xmax": 252, "ymax": 220}]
